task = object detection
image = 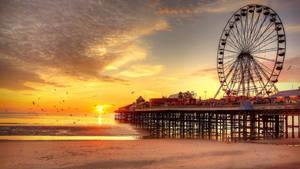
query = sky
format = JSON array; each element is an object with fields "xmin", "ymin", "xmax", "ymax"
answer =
[{"xmin": 0, "ymin": 0, "xmax": 300, "ymax": 115}]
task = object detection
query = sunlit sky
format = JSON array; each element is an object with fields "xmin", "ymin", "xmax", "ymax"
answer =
[{"xmin": 0, "ymin": 0, "xmax": 300, "ymax": 114}]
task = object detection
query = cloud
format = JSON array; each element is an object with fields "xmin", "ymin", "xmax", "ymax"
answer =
[
  {"xmin": 142, "ymin": 89, "xmax": 161, "ymax": 95},
  {"xmin": 119, "ymin": 64, "xmax": 163, "ymax": 78},
  {"xmin": 0, "ymin": 0, "xmax": 170, "ymax": 89},
  {"xmin": 285, "ymin": 24, "xmax": 300, "ymax": 33},
  {"xmin": 153, "ymin": 0, "xmax": 279, "ymax": 17},
  {"xmin": 154, "ymin": 0, "xmax": 207, "ymax": 15},
  {"xmin": 0, "ymin": 58, "xmax": 65, "ymax": 90},
  {"xmin": 278, "ymin": 56, "xmax": 300, "ymax": 82},
  {"xmin": 191, "ymin": 67, "xmax": 216, "ymax": 76},
  {"xmin": 153, "ymin": 0, "xmax": 249, "ymax": 16},
  {"xmin": 104, "ymin": 43, "xmax": 148, "ymax": 70}
]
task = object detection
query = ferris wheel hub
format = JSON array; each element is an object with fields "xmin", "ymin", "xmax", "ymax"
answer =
[{"xmin": 238, "ymin": 52, "xmax": 252, "ymax": 59}]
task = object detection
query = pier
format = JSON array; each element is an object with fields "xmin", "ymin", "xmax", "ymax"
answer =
[
  {"xmin": 114, "ymin": 3, "xmax": 298, "ymax": 142},
  {"xmin": 115, "ymin": 104, "xmax": 300, "ymax": 141}
]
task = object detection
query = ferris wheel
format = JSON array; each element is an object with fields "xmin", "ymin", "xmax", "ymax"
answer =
[{"xmin": 215, "ymin": 4, "xmax": 286, "ymax": 98}]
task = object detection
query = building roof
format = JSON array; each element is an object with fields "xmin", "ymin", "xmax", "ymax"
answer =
[
  {"xmin": 272, "ymin": 87, "xmax": 300, "ymax": 97},
  {"xmin": 169, "ymin": 93, "xmax": 179, "ymax": 98},
  {"xmin": 136, "ymin": 96, "xmax": 145, "ymax": 103}
]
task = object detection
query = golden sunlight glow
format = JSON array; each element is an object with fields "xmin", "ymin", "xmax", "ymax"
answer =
[{"xmin": 97, "ymin": 105, "xmax": 103, "ymax": 113}]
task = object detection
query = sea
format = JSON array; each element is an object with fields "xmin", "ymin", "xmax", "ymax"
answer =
[{"xmin": 0, "ymin": 112, "xmax": 144, "ymax": 141}]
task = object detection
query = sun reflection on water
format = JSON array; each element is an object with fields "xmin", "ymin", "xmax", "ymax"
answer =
[{"xmin": 98, "ymin": 116, "xmax": 102, "ymax": 125}]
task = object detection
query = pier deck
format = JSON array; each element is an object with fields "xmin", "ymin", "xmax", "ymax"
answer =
[{"xmin": 115, "ymin": 104, "xmax": 300, "ymax": 141}]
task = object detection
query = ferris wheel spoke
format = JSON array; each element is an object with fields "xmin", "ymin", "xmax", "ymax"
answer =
[
  {"xmin": 250, "ymin": 35, "xmax": 277, "ymax": 53},
  {"xmin": 255, "ymin": 59, "xmax": 273, "ymax": 73},
  {"xmin": 221, "ymin": 60, "xmax": 239, "ymax": 91},
  {"xmin": 226, "ymin": 37, "xmax": 242, "ymax": 51},
  {"xmin": 236, "ymin": 61, "xmax": 248, "ymax": 96},
  {"xmin": 224, "ymin": 58, "xmax": 238, "ymax": 73},
  {"xmin": 256, "ymin": 22, "xmax": 274, "ymax": 42},
  {"xmin": 250, "ymin": 21, "xmax": 274, "ymax": 47},
  {"xmin": 247, "ymin": 61, "xmax": 255, "ymax": 96},
  {"xmin": 230, "ymin": 27, "xmax": 243, "ymax": 49},
  {"xmin": 247, "ymin": 17, "xmax": 261, "ymax": 47},
  {"xmin": 225, "ymin": 63, "xmax": 237, "ymax": 80},
  {"xmin": 224, "ymin": 59, "xmax": 237, "ymax": 72},
  {"xmin": 255, "ymin": 61, "xmax": 272, "ymax": 75},
  {"xmin": 236, "ymin": 70, "xmax": 243, "ymax": 96},
  {"xmin": 252, "ymin": 62, "xmax": 268, "ymax": 95},
  {"xmin": 231, "ymin": 21, "xmax": 246, "ymax": 49},
  {"xmin": 249, "ymin": 12, "xmax": 261, "ymax": 40},
  {"xmin": 224, "ymin": 58, "xmax": 235, "ymax": 65},
  {"xmin": 245, "ymin": 12, "xmax": 251, "ymax": 40},
  {"xmin": 226, "ymin": 40, "xmax": 241, "ymax": 51},
  {"xmin": 227, "ymin": 60, "xmax": 240, "ymax": 95},
  {"xmin": 253, "ymin": 55, "xmax": 275, "ymax": 62},
  {"xmin": 252, "ymin": 47, "xmax": 277, "ymax": 54},
  {"xmin": 224, "ymin": 49, "xmax": 239, "ymax": 54},
  {"xmin": 249, "ymin": 66, "xmax": 259, "ymax": 96},
  {"xmin": 248, "ymin": 15, "xmax": 268, "ymax": 49},
  {"xmin": 233, "ymin": 21, "xmax": 246, "ymax": 48},
  {"xmin": 250, "ymin": 33, "xmax": 277, "ymax": 52},
  {"xmin": 223, "ymin": 54, "xmax": 237, "ymax": 60},
  {"xmin": 223, "ymin": 58, "xmax": 235, "ymax": 65},
  {"xmin": 228, "ymin": 29, "xmax": 244, "ymax": 50},
  {"xmin": 240, "ymin": 15, "xmax": 247, "ymax": 46},
  {"xmin": 251, "ymin": 38, "xmax": 277, "ymax": 53},
  {"xmin": 243, "ymin": 12, "xmax": 251, "ymax": 44},
  {"xmin": 258, "ymin": 65, "xmax": 272, "ymax": 79},
  {"xmin": 253, "ymin": 59, "xmax": 272, "ymax": 82},
  {"xmin": 245, "ymin": 16, "xmax": 252, "ymax": 48},
  {"xmin": 246, "ymin": 9, "xmax": 255, "ymax": 42}
]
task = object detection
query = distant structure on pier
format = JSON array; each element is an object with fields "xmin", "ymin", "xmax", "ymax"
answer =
[{"xmin": 272, "ymin": 87, "xmax": 300, "ymax": 98}]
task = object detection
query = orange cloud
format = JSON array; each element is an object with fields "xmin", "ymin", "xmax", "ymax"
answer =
[
  {"xmin": 119, "ymin": 65, "xmax": 163, "ymax": 78},
  {"xmin": 104, "ymin": 43, "xmax": 148, "ymax": 70}
]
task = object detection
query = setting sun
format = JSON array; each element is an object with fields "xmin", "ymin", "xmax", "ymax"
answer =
[{"xmin": 97, "ymin": 106, "xmax": 103, "ymax": 113}]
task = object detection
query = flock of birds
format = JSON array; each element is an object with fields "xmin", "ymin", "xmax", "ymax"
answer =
[
  {"xmin": 29, "ymin": 89, "xmax": 105, "ymax": 125},
  {"xmin": 31, "ymin": 89, "xmax": 70, "ymax": 113}
]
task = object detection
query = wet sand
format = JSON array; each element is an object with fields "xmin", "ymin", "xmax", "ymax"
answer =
[
  {"xmin": 1, "ymin": 139, "xmax": 300, "ymax": 169},
  {"xmin": 0, "ymin": 124, "xmax": 147, "ymax": 137}
]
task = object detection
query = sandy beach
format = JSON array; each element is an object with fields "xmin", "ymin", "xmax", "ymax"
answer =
[{"xmin": 1, "ymin": 139, "xmax": 300, "ymax": 169}]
